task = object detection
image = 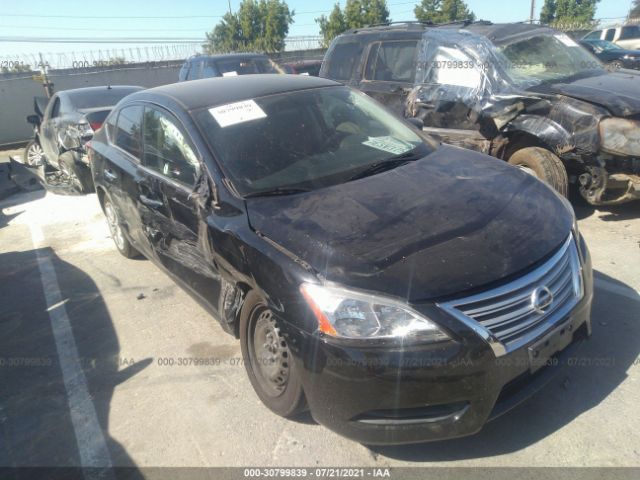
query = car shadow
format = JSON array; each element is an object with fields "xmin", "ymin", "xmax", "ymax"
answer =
[
  {"xmin": 0, "ymin": 248, "xmax": 150, "ymax": 476},
  {"xmin": 371, "ymin": 270, "xmax": 640, "ymax": 461}
]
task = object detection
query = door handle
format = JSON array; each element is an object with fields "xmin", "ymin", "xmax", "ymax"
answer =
[
  {"xmin": 139, "ymin": 194, "xmax": 163, "ymax": 209},
  {"xmin": 104, "ymin": 169, "xmax": 117, "ymax": 182}
]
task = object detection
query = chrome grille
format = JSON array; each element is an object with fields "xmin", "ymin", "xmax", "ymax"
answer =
[{"xmin": 440, "ymin": 234, "xmax": 583, "ymax": 356}]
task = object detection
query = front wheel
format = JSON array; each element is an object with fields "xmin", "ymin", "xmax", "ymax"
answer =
[
  {"xmin": 104, "ymin": 197, "xmax": 139, "ymax": 259},
  {"xmin": 24, "ymin": 140, "xmax": 45, "ymax": 167},
  {"xmin": 508, "ymin": 147, "xmax": 568, "ymax": 197},
  {"xmin": 240, "ymin": 291, "xmax": 306, "ymax": 417}
]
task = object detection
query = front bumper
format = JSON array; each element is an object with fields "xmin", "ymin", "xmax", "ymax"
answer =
[{"xmin": 291, "ymin": 245, "xmax": 593, "ymax": 445}]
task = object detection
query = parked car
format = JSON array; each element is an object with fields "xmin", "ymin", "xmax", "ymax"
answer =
[
  {"xmin": 25, "ymin": 85, "xmax": 143, "ymax": 192},
  {"xmin": 90, "ymin": 75, "xmax": 592, "ymax": 445},
  {"xmin": 178, "ymin": 53, "xmax": 283, "ymax": 81},
  {"xmin": 580, "ymin": 39, "xmax": 640, "ymax": 70},
  {"xmin": 583, "ymin": 25, "xmax": 640, "ymax": 51},
  {"xmin": 320, "ymin": 21, "xmax": 640, "ymax": 205},
  {"xmin": 280, "ymin": 59, "xmax": 323, "ymax": 76}
]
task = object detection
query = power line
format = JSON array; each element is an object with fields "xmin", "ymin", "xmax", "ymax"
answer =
[{"xmin": 0, "ymin": 37, "xmax": 205, "ymax": 44}]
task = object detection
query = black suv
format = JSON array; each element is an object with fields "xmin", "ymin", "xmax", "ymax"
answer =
[
  {"xmin": 320, "ymin": 22, "xmax": 640, "ymax": 205},
  {"xmin": 178, "ymin": 53, "xmax": 282, "ymax": 81}
]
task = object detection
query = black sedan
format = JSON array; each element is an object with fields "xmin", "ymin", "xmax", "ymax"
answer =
[
  {"xmin": 26, "ymin": 85, "xmax": 143, "ymax": 192},
  {"xmin": 89, "ymin": 75, "xmax": 593, "ymax": 444},
  {"xmin": 580, "ymin": 39, "xmax": 640, "ymax": 70}
]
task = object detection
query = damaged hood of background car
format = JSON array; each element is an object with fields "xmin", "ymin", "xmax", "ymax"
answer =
[
  {"xmin": 246, "ymin": 145, "xmax": 572, "ymax": 302},
  {"xmin": 545, "ymin": 70, "xmax": 640, "ymax": 117}
]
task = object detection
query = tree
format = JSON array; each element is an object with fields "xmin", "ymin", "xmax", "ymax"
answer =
[
  {"xmin": 629, "ymin": 0, "xmax": 640, "ymax": 19},
  {"xmin": 540, "ymin": 0, "xmax": 556, "ymax": 24},
  {"xmin": 539, "ymin": 0, "xmax": 600, "ymax": 25},
  {"xmin": 316, "ymin": 0, "xmax": 390, "ymax": 47},
  {"xmin": 414, "ymin": 0, "xmax": 475, "ymax": 24},
  {"xmin": 205, "ymin": 0, "xmax": 294, "ymax": 53}
]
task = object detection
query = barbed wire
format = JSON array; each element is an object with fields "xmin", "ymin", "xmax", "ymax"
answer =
[{"xmin": 1, "ymin": 36, "xmax": 323, "ymax": 70}]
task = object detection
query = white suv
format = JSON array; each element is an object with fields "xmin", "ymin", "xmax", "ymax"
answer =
[{"xmin": 583, "ymin": 25, "xmax": 640, "ymax": 50}]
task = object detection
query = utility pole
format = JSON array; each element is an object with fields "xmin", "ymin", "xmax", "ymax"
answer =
[
  {"xmin": 37, "ymin": 53, "xmax": 54, "ymax": 98},
  {"xmin": 529, "ymin": 0, "xmax": 536, "ymax": 24},
  {"xmin": 228, "ymin": 0, "xmax": 232, "ymax": 14}
]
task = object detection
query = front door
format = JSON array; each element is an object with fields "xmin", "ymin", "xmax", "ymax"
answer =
[
  {"xmin": 358, "ymin": 40, "xmax": 418, "ymax": 117},
  {"xmin": 138, "ymin": 105, "xmax": 222, "ymax": 308}
]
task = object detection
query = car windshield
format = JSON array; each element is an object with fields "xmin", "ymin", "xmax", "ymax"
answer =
[
  {"xmin": 193, "ymin": 86, "xmax": 432, "ymax": 196},
  {"xmin": 496, "ymin": 33, "xmax": 605, "ymax": 88},
  {"xmin": 586, "ymin": 40, "xmax": 623, "ymax": 51}
]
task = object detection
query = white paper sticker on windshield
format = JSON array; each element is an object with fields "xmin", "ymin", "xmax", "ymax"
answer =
[
  {"xmin": 222, "ymin": 71, "xmax": 238, "ymax": 77},
  {"xmin": 554, "ymin": 34, "xmax": 579, "ymax": 47},
  {"xmin": 363, "ymin": 136, "xmax": 412, "ymax": 155},
  {"xmin": 209, "ymin": 100, "xmax": 267, "ymax": 128}
]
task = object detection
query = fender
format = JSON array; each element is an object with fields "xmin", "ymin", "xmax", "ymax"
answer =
[{"xmin": 506, "ymin": 114, "xmax": 575, "ymax": 154}]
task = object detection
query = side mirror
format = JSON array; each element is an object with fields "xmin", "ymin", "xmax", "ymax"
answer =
[
  {"xmin": 27, "ymin": 114, "xmax": 40, "ymax": 125},
  {"xmin": 406, "ymin": 117, "xmax": 424, "ymax": 130}
]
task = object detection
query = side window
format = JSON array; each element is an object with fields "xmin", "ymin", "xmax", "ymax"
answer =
[
  {"xmin": 363, "ymin": 41, "xmax": 417, "ymax": 82},
  {"xmin": 201, "ymin": 60, "xmax": 219, "ymax": 78},
  {"xmin": 425, "ymin": 46, "xmax": 482, "ymax": 90},
  {"xmin": 187, "ymin": 60, "xmax": 202, "ymax": 80},
  {"xmin": 142, "ymin": 107, "xmax": 200, "ymax": 186},
  {"xmin": 115, "ymin": 105, "xmax": 143, "ymax": 158},
  {"xmin": 326, "ymin": 42, "xmax": 364, "ymax": 81},
  {"xmin": 104, "ymin": 111, "xmax": 118, "ymax": 142},
  {"xmin": 604, "ymin": 29, "xmax": 615, "ymax": 41},
  {"xmin": 620, "ymin": 26, "xmax": 640, "ymax": 40}
]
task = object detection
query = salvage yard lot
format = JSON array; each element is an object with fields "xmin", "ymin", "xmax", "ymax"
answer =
[{"xmin": 1, "ymin": 183, "xmax": 640, "ymax": 468}]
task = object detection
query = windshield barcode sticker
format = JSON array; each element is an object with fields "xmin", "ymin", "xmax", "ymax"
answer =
[
  {"xmin": 363, "ymin": 136, "xmax": 412, "ymax": 155},
  {"xmin": 209, "ymin": 100, "xmax": 267, "ymax": 128}
]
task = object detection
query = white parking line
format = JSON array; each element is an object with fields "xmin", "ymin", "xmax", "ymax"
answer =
[{"xmin": 30, "ymin": 223, "xmax": 114, "ymax": 474}]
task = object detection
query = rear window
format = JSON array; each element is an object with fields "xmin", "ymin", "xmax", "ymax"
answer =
[
  {"xmin": 66, "ymin": 88, "xmax": 141, "ymax": 109},
  {"xmin": 326, "ymin": 42, "xmax": 364, "ymax": 81},
  {"xmin": 620, "ymin": 26, "xmax": 640, "ymax": 40}
]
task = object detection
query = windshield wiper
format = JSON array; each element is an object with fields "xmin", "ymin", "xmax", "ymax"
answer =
[
  {"xmin": 348, "ymin": 151, "xmax": 423, "ymax": 182},
  {"xmin": 244, "ymin": 187, "xmax": 311, "ymax": 198}
]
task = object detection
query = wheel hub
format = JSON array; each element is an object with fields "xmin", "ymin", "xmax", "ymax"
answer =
[
  {"xmin": 252, "ymin": 309, "xmax": 290, "ymax": 395},
  {"xmin": 105, "ymin": 202, "xmax": 125, "ymax": 250}
]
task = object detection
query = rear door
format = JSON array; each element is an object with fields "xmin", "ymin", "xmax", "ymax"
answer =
[
  {"xmin": 100, "ymin": 104, "xmax": 155, "ymax": 257},
  {"xmin": 359, "ymin": 40, "xmax": 418, "ymax": 117},
  {"xmin": 139, "ymin": 105, "xmax": 221, "ymax": 305}
]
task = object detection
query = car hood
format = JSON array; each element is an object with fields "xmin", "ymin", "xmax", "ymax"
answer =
[
  {"xmin": 549, "ymin": 70, "xmax": 640, "ymax": 117},
  {"xmin": 246, "ymin": 145, "xmax": 572, "ymax": 302}
]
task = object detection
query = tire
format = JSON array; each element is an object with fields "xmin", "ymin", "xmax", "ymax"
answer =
[
  {"xmin": 23, "ymin": 140, "xmax": 45, "ymax": 167},
  {"xmin": 103, "ymin": 196, "xmax": 139, "ymax": 259},
  {"xmin": 508, "ymin": 147, "xmax": 568, "ymax": 197},
  {"xmin": 58, "ymin": 151, "xmax": 94, "ymax": 193},
  {"xmin": 240, "ymin": 291, "xmax": 306, "ymax": 417}
]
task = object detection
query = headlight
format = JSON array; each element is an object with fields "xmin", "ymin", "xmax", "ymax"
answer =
[
  {"xmin": 300, "ymin": 283, "xmax": 449, "ymax": 344},
  {"xmin": 599, "ymin": 117, "xmax": 640, "ymax": 156}
]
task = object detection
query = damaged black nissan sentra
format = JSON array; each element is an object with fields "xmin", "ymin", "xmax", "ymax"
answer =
[{"xmin": 90, "ymin": 75, "xmax": 593, "ymax": 444}]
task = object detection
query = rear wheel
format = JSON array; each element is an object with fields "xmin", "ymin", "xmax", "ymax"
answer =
[
  {"xmin": 104, "ymin": 197, "xmax": 138, "ymax": 258},
  {"xmin": 240, "ymin": 291, "xmax": 306, "ymax": 417},
  {"xmin": 508, "ymin": 147, "xmax": 568, "ymax": 197},
  {"xmin": 24, "ymin": 140, "xmax": 45, "ymax": 167}
]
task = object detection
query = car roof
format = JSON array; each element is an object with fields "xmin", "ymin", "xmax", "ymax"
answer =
[
  {"xmin": 59, "ymin": 85, "xmax": 143, "ymax": 98},
  {"xmin": 339, "ymin": 21, "xmax": 554, "ymax": 45},
  {"xmin": 126, "ymin": 74, "xmax": 340, "ymax": 111},
  {"xmin": 186, "ymin": 53, "xmax": 269, "ymax": 63}
]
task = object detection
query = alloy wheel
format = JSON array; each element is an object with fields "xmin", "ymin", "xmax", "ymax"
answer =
[{"xmin": 104, "ymin": 201, "xmax": 126, "ymax": 251}]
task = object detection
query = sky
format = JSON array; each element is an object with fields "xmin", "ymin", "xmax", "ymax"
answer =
[{"xmin": 0, "ymin": 0, "xmax": 633, "ymax": 61}]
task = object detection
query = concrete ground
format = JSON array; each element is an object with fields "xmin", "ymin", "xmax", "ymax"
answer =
[{"xmin": 0, "ymin": 168, "xmax": 639, "ymax": 469}]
